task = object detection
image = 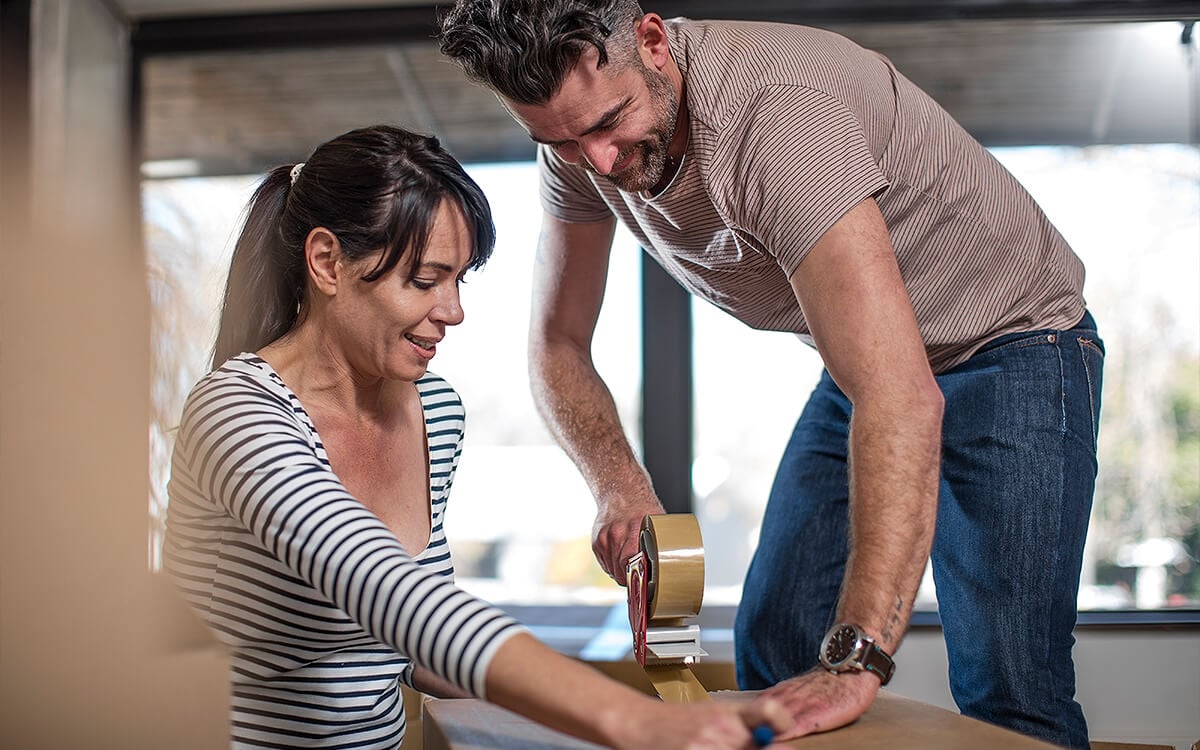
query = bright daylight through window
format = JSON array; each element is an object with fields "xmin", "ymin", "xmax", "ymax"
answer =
[{"xmin": 147, "ymin": 146, "xmax": 1198, "ymax": 613}]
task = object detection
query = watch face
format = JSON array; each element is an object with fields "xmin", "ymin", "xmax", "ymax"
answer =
[{"xmin": 822, "ymin": 624, "xmax": 859, "ymax": 668}]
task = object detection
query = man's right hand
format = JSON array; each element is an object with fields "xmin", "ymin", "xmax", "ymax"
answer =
[{"xmin": 592, "ymin": 496, "xmax": 665, "ymax": 583}]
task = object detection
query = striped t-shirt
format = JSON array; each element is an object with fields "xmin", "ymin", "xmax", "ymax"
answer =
[
  {"xmin": 539, "ymin": 18, "xmax": 1087, "ymax": 373},
  {"xmin": 164, "ymin": 354, "xmax": 524, "ymax": 749}
]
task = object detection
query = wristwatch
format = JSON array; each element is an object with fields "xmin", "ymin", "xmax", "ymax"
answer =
[{"xmin": 818, "ymin": 623, "xmax": 895, "ymax": 685}]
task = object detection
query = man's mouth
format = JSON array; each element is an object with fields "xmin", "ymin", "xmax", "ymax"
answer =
[{"xmin": 612, "ymin": 148, "xmax": 637, "ymax": 174}]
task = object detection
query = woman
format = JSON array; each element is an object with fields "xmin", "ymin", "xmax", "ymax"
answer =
[{"xmin": 163, "ymin": 125, "xmax": 784, "ymax": 749}]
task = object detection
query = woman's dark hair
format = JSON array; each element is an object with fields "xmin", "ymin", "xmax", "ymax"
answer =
[
  {"xmin": 211, "ymin": 124, "xmax": 495, "ymax": 369},
  {"xmin": 439, "ymin": 0, "xmax": 643, "ymax": 105}
]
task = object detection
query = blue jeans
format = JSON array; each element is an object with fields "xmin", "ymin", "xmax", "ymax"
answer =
[{"xmin": 734, "ymin": 312, "xmax": 1104, "ymax": 749}]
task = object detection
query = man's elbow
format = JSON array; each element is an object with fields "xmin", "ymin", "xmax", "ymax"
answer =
[
  {"xmin": 913, "ymin": 376, "xmax": 946, "ymax": 441},
  {"xmin": 528, "ymin": 326, "xmax": 588, "ymax": 388}
]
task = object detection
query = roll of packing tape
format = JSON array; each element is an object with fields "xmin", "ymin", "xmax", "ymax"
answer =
[{"xmin": 640, "ymin": 514, "xmax": 705, "ymax": 622}]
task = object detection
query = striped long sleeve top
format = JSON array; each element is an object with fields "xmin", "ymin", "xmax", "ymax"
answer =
[{"xmin": 163, "ymin": 354, "xmax": 524, "ymax": 749}]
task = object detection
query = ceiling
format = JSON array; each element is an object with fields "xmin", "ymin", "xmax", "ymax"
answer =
[
  {"xmin": 125, "ymin": 2, "xmax": 1200, "ymax": 177},
  {"xmin": 116, "ymin": 0, "xmax": 424, "ymax": 19}
]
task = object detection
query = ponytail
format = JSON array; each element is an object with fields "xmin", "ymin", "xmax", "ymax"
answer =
[{"xmin": 211, "ymin": 165, "xmax": 306, "ymax": 370}]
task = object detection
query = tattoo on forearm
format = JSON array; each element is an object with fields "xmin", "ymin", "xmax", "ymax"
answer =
[{"xmin": 880, "ymin": 596, "xmax": 905, "ymax": 643}]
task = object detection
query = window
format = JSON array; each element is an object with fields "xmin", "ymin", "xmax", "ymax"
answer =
[{"xmin": 142, "ymin": 17, "xmax": 1198, "ymax": 623}]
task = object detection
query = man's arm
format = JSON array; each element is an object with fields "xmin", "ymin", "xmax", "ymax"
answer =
[
  {"xmin": 763, "ymin": 196, "xmax": 944, "ymax": 738},
  {"xmin": 528, "ymin": 213, "xmax": 666, "ymax": 581}
]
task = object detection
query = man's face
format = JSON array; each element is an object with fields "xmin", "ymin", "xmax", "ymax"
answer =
[{"xmin": 505, "ymin": 46, "xmax": 679, "ymax": 193}]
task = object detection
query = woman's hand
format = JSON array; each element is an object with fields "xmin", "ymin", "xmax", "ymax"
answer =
[{"xmin": 612, "ymin": 695, "xmax": 792, "ymax": 750}]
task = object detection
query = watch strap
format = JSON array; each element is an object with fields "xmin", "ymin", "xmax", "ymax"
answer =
[{"xmin": 860, "ymin": 640, "xmax": 895, "ymax": 685}]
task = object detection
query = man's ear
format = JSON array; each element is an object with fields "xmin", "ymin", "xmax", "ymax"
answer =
[
  {"xmin": 305, "ymin": 227, "xmax": 342, "ymax": 297},
  {"xmin": 635, "ymin": 13, "xmax": 671, "ymax": 70}
]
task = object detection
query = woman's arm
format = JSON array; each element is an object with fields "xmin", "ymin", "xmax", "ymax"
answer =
[
  {"xmin": 175, "ymin": 368, "xmax": 787, "ymax": 749},
  {"xmin": 412, "ymin": 666, "xmax": 472, "ymax": 699},
  {"xmin": 485, "ymin": 633, "xmax": 790, "ymax": 750}
]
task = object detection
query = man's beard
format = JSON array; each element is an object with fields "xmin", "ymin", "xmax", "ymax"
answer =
[{"xmin": 589, "ymin": 66, "xmax": 679, "ymax": 193}]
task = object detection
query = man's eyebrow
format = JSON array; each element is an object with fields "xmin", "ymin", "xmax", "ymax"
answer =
[
  {"xmin": 529, "ymin": 97, "xmax": 633, "ymax": 145},
  {"xmin": 417, "ymin": 261, "xmax": 455, "ymax": 273}
]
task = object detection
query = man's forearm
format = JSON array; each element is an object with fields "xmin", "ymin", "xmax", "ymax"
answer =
[
  {"xmin": 529, "ymin": 333, "xmax": 657, "ymax": 506},
  {"xmin": 838, "ymin": 390, "xmax": 943, "ymax": 654}
]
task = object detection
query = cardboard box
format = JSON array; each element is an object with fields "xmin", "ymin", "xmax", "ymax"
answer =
[{"xmin": 422, "ymin": 690, "xmax": 1059, "ymax": 749}]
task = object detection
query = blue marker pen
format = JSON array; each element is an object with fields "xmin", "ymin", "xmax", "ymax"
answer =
[{"xmin": 752, "ymin": 724, "xmax": 775, "ymax": 747}]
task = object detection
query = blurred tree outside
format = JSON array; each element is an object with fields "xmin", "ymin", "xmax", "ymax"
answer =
[
  {"xmin": 1072, "ymin": 146, "xmax": 1200, "ymax": 608},
  {"xmin": 144, "ymin": 177, "xmax": 251, "ymax": 567}
]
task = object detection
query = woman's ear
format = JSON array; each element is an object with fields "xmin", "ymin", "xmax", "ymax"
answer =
[{"xmin": 305, "ymin": 227, "xmax": 342, "ymax": 297}]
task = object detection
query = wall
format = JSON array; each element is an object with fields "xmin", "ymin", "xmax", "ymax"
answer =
[
  {"xmin": 891, "ymin": 629, "xmax": 1200, "ymax": 750},
  {"xmin": 0, "ymin": 0, "xmax": 226, "ymax": 747}
]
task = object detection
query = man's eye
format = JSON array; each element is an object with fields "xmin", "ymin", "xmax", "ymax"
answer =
[{"xmin": 410, "ymin": 279, "xmax": 435, "ymax": 290}]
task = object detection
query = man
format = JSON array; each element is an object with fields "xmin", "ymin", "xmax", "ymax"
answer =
[{"xmin": 439, "ymin": 2, "xmax": 1104, "ymax": 747}]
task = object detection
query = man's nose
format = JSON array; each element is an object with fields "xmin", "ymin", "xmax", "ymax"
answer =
[{"xmin": 579, "ymin": 138, "xmax": 620, "ymax": 175}]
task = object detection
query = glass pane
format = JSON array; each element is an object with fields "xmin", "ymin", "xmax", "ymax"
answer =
[{"xmin": 424, "ymin": 162, "xmax": 642, "ymax": 607}]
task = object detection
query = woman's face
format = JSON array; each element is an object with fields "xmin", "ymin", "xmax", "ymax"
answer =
[{"xmin": 334, "ymin": 200, "xmax": 472, "ymax": 383}]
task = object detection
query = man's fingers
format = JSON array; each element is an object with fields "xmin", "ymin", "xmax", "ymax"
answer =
[
  {"xmin": 616, "ymin": 535, "xmax": 638, "ymax": 575},
  {"xmin": 593, "ymin": 515, "xmax": 646, "ymax": 583},
  {"xmin": 592, "ymin": 503, "xmax": 667, "ymax": 584},
  {"xmin": 762, "ymin": 670, "xmax": 879, "ymax": 741}
]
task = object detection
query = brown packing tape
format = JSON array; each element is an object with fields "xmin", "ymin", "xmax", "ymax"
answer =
[
  {"xmin": 643, "ymin": 664, "xmax": 712, "ymax": 703},
  {"xmin": 641, "ymin": 514, "xmax": 705, "ymax": 621},
  {"xmin": 635, "ymin": 514, "xmax": 709, "ymax": 703}
]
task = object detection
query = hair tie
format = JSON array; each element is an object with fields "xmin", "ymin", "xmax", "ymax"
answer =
[{"xmin": 290, "ymin": 162, "xmax": 305, "ymax": 185}]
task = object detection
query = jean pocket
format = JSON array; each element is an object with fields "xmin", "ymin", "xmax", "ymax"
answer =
[{"xmin": 1077, "ymin": 337, "xmax": 1105, "ymax": 447}]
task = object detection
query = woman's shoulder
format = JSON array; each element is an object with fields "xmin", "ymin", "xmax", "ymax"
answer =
[
  {"xmin": 182, "ymin": 354, "xmax": 296, "ymax": 421},
  {"xmin": 415, "ymin": 371, "xmax": 466, "ymax": 420}
]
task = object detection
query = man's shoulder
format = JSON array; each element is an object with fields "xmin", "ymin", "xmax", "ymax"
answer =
[
  {"xmin": 671, "ymin": 18, "xmax": 870, "ymax": 130},
  {"xmin": 671, "ymin": 17, "xmax": 860, "ymax": 73}
]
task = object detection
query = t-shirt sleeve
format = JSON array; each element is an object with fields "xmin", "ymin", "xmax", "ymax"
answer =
[
  {"xmin": 172, "ymin": 373, "xmax": 525, "ymax": 699},
  {"xmin": 537, "ymin": 144, "xmax": 615, "ymax": 223},
  {"xmin": 713, "ymin": 84, "xmax": 889, "ymax": 277}
]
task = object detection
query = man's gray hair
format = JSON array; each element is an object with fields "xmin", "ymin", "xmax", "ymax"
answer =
[{"xmin": 439, "ymin": 0, "xmax": 645, "ymax": 105}]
